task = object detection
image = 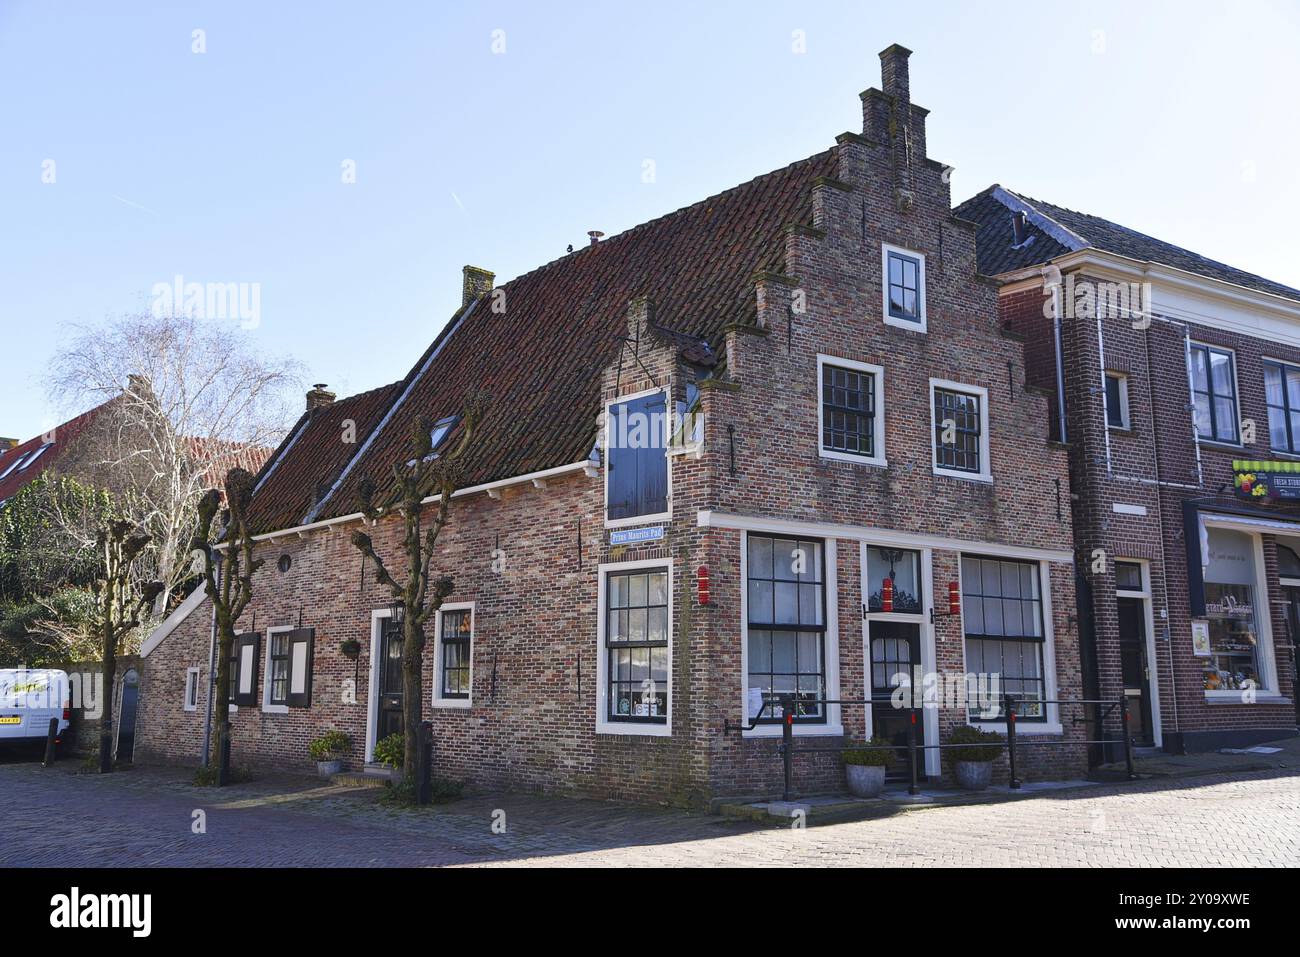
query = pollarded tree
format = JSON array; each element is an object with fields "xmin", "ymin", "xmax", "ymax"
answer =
[
  {"xmin": 190, "ymin": 467, "xmax": 263, "ymax": 783},
  {"xmin": 349, "ymin": 397, "xmax": 485, "ymax": 792},
  {"xmin": 90, "ymin": 520, "xmax": 163, "ymax": 772}
]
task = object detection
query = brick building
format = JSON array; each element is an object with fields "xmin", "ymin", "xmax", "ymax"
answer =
[
  {"xmin": 136, "ymin": 45, "xmax": 1087, "ymax": 805},
  {"xmin": 956, "ymin": 186, "xmax": 1300, "ymax": 755}
]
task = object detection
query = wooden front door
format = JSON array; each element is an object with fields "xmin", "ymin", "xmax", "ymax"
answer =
[
  {"xmin": 869, "ymin": 620, "xmax": 925, "ymax": 780},
  {"xmin": 1116, "ymin": 597, "xmax": 1154, "ymax": 747},
  {"xmin": 377, "ymin": 617, "xmax": 404, "ymax": 741}
]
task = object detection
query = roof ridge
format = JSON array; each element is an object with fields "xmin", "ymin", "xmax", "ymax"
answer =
[{"xmin": 489, "ymin": 147, "xmax": 837, "ymax": 294}]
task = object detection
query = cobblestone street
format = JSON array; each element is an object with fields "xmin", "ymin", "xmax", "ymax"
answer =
[{"xmin": 3, "ymin": 757, "xmax": 1298, "ymax": 867}]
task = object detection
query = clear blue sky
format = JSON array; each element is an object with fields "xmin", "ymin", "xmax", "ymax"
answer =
[{"xmin": 3, "ymin": 0, "xmax": 1298, "ymax": 441}]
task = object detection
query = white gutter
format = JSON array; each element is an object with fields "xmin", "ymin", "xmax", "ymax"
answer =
[{"xmin": 250, "ymin": 458, "xmax": 597, "ymax": 543}]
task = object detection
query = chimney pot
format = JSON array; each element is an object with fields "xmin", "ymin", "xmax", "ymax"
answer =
[
  {"xmin": 306, "ymin": 384, "xmax": 336, "ymax": 411},
  {"xmin": 1011, "ymin": 211, "xmax": 1028, "ymax": 245},
  {"xmin": 462, "ymin": 265, "xmax": 496, "ymax": 308},
  {"xmin": 588, "ymin": 230, "xmax": 605, "ymax": 245}
]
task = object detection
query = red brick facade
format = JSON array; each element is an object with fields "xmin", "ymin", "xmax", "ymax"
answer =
[{"xmin": 135, "ymin": 46, "xmax": 1089, "ymax": 805}]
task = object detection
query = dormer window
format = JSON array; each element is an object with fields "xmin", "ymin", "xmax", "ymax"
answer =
[{"xmin": 881, "ymin": 243, "xmax": 926, "ymax": 332}]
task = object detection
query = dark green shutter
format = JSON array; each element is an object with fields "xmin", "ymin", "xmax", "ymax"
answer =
[
  {"xmin": 286, "ymin": 628, "xmax": 315, "ymax": 708},
  {"xmin": 233, "ymin": 632, "xmax": 261, "ymax": 707}
]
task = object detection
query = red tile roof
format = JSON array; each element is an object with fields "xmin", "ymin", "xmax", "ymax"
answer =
[
  {"xmin": 245, "ymin": 381, "xmax": 402, "ymax": 533},
  {"xmin": 0, "ymin": 399, "xmax": 118, "ymax": 503},
  {"xmin": 258, "ymin": 147, "xmax": 838, "ymax": 531}
]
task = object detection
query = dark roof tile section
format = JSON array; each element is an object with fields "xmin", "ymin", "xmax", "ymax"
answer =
[
  {"xmin": 245, "ymin": 381, "xmax": 401, "ymax": 534},
  {"xmin": 307, "ymin": 148, "xmax": 839, "ymax": 525},
  {"xmin": 956, "ymin": 185, "xmax": 1300, "ymax": 301}
]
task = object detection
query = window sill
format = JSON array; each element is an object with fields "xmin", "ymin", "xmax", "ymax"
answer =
[
  {"xmin": 261, "ymin": 704, "xmax": 289, "ymax": 715},
  {"xmin": 605, "ymin": 511, "xmax": 671, "ymax": 531},
  {"xmin": 1107, "ymin": 425, "xmax": 1134, "ymax": 435},
  {"xmin": 432, "ymin": 697, "xmax": 471, "ymax": 710},
  {"xmin": 742, "ymin": 723, "xmax": 844, "ymax": 739},
  {"xmin": 883, "ymin": 314, "xmax": 927, "ymax": 334},
  {"xmin": 596, "ymin": 720, "xmax": 672, "ymax": 737},
  {"xmin": 1204, "ymin": 691, "xmax": 1288, "ymax": 705},
  {"xmin": 932, "ymin": 467, "xmax": 992, "ymax": 484},
  {"xmin": 1197, "ymin": 439, "xmax": 1246, "ymax": 454},
  {"xmin": 819, "ymin": 449, "xmax": 888, "ymax": 468}
]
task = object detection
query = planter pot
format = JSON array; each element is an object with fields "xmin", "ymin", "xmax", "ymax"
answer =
[
  {"xmin": 316, "ymin": 759, "xmax": 342, "ymax": 779},
  {"xmin": 954, "ymin": 760, "xmax": 993, "ymax": 791},
  {"xmin": 845, "ymin": 763, "xmax": 887, "ymax": 798}
]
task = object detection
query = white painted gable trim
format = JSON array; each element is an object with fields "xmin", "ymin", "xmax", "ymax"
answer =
[
  {"xmin": 140, "ymin": 586, "xmax": 209, "ymax": 658},
  {"xmin": 990, "ymin": 186, "xmax": 1089, "ymax": 252}
]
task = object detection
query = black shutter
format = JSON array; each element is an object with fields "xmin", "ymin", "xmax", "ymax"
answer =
[
  {"xmin": 233, "ymin": 632, "xmax": 261, "ymax": 707},
  {"xmin": 286, "ymin": 628, "xmax": 315, "ymax": 709}
]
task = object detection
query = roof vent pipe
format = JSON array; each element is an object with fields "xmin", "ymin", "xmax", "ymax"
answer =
[{"xmin": 588, "ymin": 230, "xmax": 604, "ymax": 245}]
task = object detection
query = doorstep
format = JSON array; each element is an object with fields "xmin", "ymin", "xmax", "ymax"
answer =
[
  {"xmin": 719, "ymin": 779, "xmax": 1097, "ymax": 824},
  {"xmin": 328, "ymin": 765, "xmax": 393, "ymax": 789}
]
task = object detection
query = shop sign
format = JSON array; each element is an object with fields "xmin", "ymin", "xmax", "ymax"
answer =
[
  {"xmin": 1233, "ymin": 459, "xmax": 1300, "ymax": 501},
  {"xmin": 1204, "ymin": 594, "xmax": 1253, "ymax": 618}
]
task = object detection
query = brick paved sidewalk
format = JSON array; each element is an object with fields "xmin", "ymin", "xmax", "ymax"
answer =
[{"xmin": 3, "ymin": 753, "xmax": 1297, "ymax": 867}]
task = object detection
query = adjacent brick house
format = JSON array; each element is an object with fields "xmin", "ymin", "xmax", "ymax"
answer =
[
  {"xmin": 136, "ymin": 45, "xmax": 1087, "ymax": 805},
  {"xmin": 957, "ymin": 186, "xmax": 1300, "ymax": 755}
]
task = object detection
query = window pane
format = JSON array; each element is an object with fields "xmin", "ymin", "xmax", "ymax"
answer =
[
  {"xmin": 1193, "ymin": 394, "xmax": 1212, "ymax": 437},
  {"xmin": 1213, "ymin": 396, "xmax": 1237, "ymax": 441},
  {"xmin": 1209, "ymin": 350, "xmax": 1234, "ymax": 394},
  {"xmin": 774, "ymin": 582, "xmax": 799, "ymax": 624},
  {"xmin": 1265, "ymin": 364, "xmax": 1284, "ymax": 406},
  {"xmin": 1190, "ymin": 348, "xmax": 1209, "ymax": 392},
  {"xmin": 748, "ymin": 536, "xmax": 773, "ymax": 579},
  {"xmin": 748, "ymin": 580, "xmax": 773, "ymax": 623}
]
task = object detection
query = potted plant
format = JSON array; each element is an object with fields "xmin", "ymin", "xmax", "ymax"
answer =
[
  {"xmin": 339, "ymin": 638, "xmax": 361, "ymax": 660},
  {"xmin": 947, "ymin": 725, "xmax": 1005, "ymax": 790},
  {"xmin": 842, "ymin": 739, "xmax": 893, "ymax": 798},
  {"xmin": 308, "ymin": 730, "xmax": 350, "ymax": 778},
  {"xmin": 373, "ymin": 731, "xmax": 404, "ymax": 783}
]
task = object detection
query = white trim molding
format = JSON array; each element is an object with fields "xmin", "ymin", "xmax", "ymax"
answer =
[
  {"xmin": 881, "ymin": 242, "xmax": 928, "ymax": 333},
  {"xmin": 929, "ymin": 377, "xmax": 992, "ymax": 483},
  {"xmin": 140, "ymin": 586, "xmax": 209, "ymax": 658},
  {"xmin": 816, "ymin": 353, "xmax": 887, "ymax": 468},
  {"xmin": 596, "ymin": 557, "xmax": 674, "ymax": 737},
  {"xmin": 260, "ymin": 625, "xmax": 295, "ymax": 715},
  {"xmin": 432, "ymin": 602, "xmax": 475, "ymax": 709}
]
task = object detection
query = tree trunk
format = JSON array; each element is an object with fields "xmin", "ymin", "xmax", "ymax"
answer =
[
  {"xmin": 401, "ymin": 615, "xmax": 425, "ymax": 790},
  {"xmin": 210, "ymin": 617, "xmax": 235, "ymax": 782},
  {"xmin": 98, "ymin": 622, "xmax": 117, "ymax": 774}
]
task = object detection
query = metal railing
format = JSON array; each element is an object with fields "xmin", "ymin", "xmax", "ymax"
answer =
[{"xmin": 725, "ymin": 693, "xmax": 1138, "ymax": 802}]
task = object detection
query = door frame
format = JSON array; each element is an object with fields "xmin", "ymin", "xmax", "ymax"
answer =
[
  {"xmin": 365, "ymin": 608, "xmax": 398, "ymax": 764},
  {"xmin": 860, "ymin": 543, "xmax": 939, "ymax": 778},
  {"xmin": 1116, "ymin": 559, "xmax": 1162, "ymax": 749}
]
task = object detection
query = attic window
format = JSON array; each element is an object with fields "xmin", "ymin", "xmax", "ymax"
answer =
[{"xmin": 428, "ymin": 416, "xmax": 459, "ymax": 455}]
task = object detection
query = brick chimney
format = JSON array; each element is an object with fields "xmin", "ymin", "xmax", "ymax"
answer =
[
  {"xmin": 863, "ymin": 43, "xmax": 927, "ymax": 212},
  {"xmin": 306, "ymin": 383, "xmax": 336, "ymax": 411},
  {"xmin": 462, "ymin": 265, "xmax": 495, "ymax": 308}
]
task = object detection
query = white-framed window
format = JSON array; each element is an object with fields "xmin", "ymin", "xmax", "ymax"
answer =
[
  {"xmin": 881, "ymin": 243, "xmax": 927, "ymax": 332},
  {"xmin": 930, "ymin": 378, "xmax": 991, "ymax": 482},
  {"xmin": 604, "ymin": 386, "xmax": 671, "ymax": 528},
  {"xmin": 183, "ymin": 667, "xmax": 201, "ymax": 712},
  {"xmin": 1104, "ymin": 372, "xmax": 1130, "ymax": 430},
  {"xmin": 1189, "ymin": 342, "xmax": 1240, "ymax": 444},
  {"xmin": 1263, "ymin": 359, "xmax": 1300, "ymax": 453},
  {"xmin": 433, "ymin": 602, "xmax": 474, "ymax": 708},
  {"xmin": 596, "ymin": 558, "xmax": 672, "ymax": 736},
  {"xmin": 262, "ymin": 626, "xmax": 293, "ymax": 713},
  {"xmin": 740, "ymin": 532, "xmax": 843, "ymax": 738},
  {"xmin": 961, "ymin": 556, "xmax": 1048, "ymax": 723},
  {"xmin": 817, "ymin": 354, "xmax": 886, "ymax": 467}
]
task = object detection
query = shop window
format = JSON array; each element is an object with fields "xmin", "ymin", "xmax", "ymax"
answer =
[
  {"xmin": 1201, "ymin": 528, "xmax": 1263, "ymax": 692},
  {"xmin": 961, "ymin": 556, "xmax": 1046, "ymax": 720},
  {"xmin": 746, "ymin": 535, "xmax": 826, "ymax": 723}
]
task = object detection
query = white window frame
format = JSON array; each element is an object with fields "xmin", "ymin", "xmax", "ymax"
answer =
[
  {"xmin": 929, "ymin": 378, "xmax": 992, "ymax": 483},
  {"xmin": 364, "ymin": 608, "xmax": 397, "ymax": 763},
  {"xmin": 432, "ymin": 601, "xmax": 474, "ymax": 709},
  {"xmin": 1188, "ymin": 341, "xmax": 1243, "ymax": 447},
  {"xmin": 816, "ymin": 354, "xmax": 887, "ymax": 467},
  {"xmin": 1104, "ymin": 372, "xmax": 1130, "ymax": 431},
  {"xmin": 596, "ymin": 557, "xmax": 673, "ymax": 737},
  {"xmin": 1114, "ymin": 558, "xmax": 1163, "ymax": 748},
  {"xmin": 958, "ymin": 557, "xmax": 1063, "ymax": 735},
  {"xmin": 739, "ymin": 533, "xmax": 843, "ymax": 739},
  {"xmin": 183, "ymin": 667, "xmax": 201, "ymax": 712},
  {"xmin": 603, "ymin": 385, "xmax": 672, "ymax": 530},
  {"xmin": 881, "ymin": 243, "xmax": 927, "ymax": 333},
  {"xmin": 260, "ymin": 625, "xmax": 294, "ymax": 714}
]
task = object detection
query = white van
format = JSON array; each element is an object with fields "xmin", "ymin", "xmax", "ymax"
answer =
[{"xmin": 0, "ymin": 669, "xmax": 71, "ymax": 751}]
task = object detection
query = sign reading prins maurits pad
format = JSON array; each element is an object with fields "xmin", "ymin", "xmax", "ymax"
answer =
[
  {"xmin": 609, "ymin": 526, "xmax": 665, "ymax": 546},
  {"xmin": 1233, "ymin": 460, "xmax": 1300, "ymax": 501}
]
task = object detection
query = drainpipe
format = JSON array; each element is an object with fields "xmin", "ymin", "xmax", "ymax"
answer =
[{"xmin": 1045, "ymin": 268, "xmax": 1068, "ymax": 443}]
